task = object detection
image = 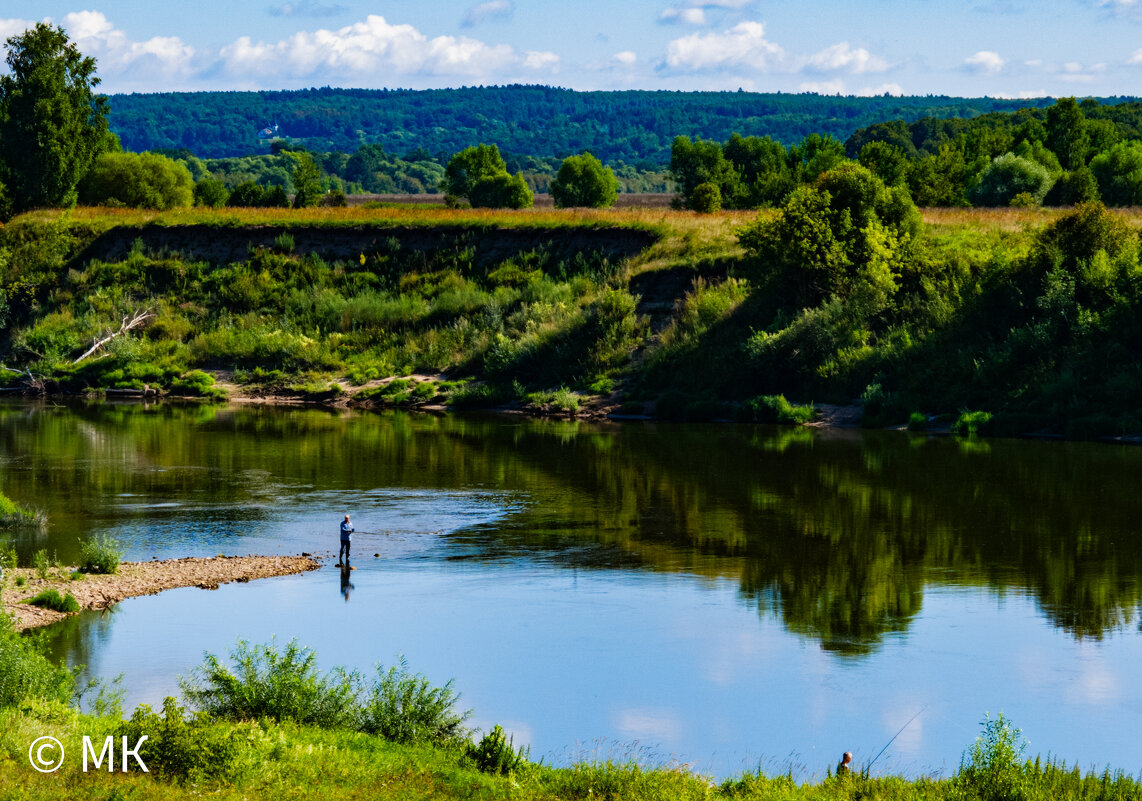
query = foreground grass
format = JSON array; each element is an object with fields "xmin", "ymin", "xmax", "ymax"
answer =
[{"xmin": 3, "ymin": 702, "xmax": 1142, "ymax": 801}]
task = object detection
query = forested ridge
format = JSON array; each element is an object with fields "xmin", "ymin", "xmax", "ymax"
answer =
[{"xmin": 106, "ymin": 85, "xmax": 1068, "ymax": 162}]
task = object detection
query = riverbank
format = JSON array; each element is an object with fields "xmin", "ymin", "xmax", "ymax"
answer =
[
  {"xmin": 3, "ymin": 554, "xmax": 320, "ymax": 631},
  {"xmin": 6, "ymin": 204, "xmax": 1142, "ymax": 440}
]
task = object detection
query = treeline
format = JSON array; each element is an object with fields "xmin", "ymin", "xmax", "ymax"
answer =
[
  {"xmin": 673, "ymin": 97, "xmax": 1142, "ymax": 210},
  {"xmin": 107, "ymin": 85, "xmax": 1059, "ymax": 162}
]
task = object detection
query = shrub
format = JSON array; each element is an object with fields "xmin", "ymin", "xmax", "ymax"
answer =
[
  {"xmin": 28, "ymin": 589, "xmax": 80, "ymax": 613},
  {"xmin": 907, "ymin": 412, "xmax": 929, "ymax": 431},
  {"xmin": 31, "ymin": 549, "xmax": 51, "ymax": 579},
  {"xmin": 469, "ymin": 172, "xmax": 533, "ymax": 209},
  {"xmin": 0, "ymin": 491, "xmax": 44, "ymax": 528},
  {"xmin": 170, "ymin": 370, "xmax": 225, "ymax": 399},
  {"xmin": 952, "ymin": 410, "xmax": 993, "ymax": 437},
  {"xmin": 193, "ymin": 177, "xmax": 229, "ymax": 208},
  {"xmin": 119, "ymin": 696, "xmax": 251, "ymax": 783},
  {"xmin": 550, "ymin": 153, "xmax": 619, "ymax": 209},
  {"xmin": 180, "ymin": 639, "xmax": 362, "ymax": 728},
  {"xmin": 78, "ymin": 534, "xmax": 122, "ymax": 574},
  {"xmin": 467, "ymin": 725, "xmax": 528, "ymax": 775},
  {"xmin": 956, "ymin": 713, "xmax": 1028, "ymax": 801},
  {"xmin": 689, "ymin": 181, "xmax": 722, "ymax": 213},
  {"xmin": 971, "ymin": 153, "xmax": 1055, "ymax": 207},
  {"xmin": 738, "ymin": 395, "xmax": 815, "ymax": 425},
  {"xmin": 359, "ymin": 656, "xmax": 470, "ymax": 745},
  {"xmin": 0, "ymin": 618, "xmax": 75, "ymax": 706},
  {"xmin": 79, "ymin": 151, "xmax": 195, "ymax": 209}
]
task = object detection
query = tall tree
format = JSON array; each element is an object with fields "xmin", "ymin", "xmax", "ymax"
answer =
[
  {"xmin": 0, "ymin": 23, "xmax": 110, "ymax": 215},
  {"xmin": 1046, "ymin": 97, "xmax": 1090, "ymax": 172}
]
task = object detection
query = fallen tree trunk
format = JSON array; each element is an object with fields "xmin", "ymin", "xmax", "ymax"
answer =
[{"xmin": 73, "ymin": 309, "xmax": 153, "ymax": 364}]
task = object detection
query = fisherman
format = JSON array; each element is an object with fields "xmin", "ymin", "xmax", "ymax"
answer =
[
  {"xmin": 338, "ymin": 514, "xmax": 354, "ymax": 565},
  {"xmin": 837, "ymin": 751, "xmax": 853, "ymax": 775}
]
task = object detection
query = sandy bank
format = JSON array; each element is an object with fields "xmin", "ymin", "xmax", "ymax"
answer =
[{"xmin": 4, "ymin": 554, "xmax": 320, "ymax": 631}]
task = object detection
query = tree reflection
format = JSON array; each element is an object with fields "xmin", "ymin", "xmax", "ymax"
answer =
[{"xmin": 5, "ymin": 401, "xmax": 1142, "ymax": 654}]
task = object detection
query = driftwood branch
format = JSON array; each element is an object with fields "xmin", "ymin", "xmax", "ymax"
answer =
[{"xmin": 73, "ymin": 309, "xmax": 153, "ymax": 364}]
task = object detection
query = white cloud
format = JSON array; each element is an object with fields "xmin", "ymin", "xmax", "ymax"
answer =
[
  {"xmin": 660, "ymin": 7, "xmax": 708, "ymax": 25},
  {"xmin": 61, "ymin": 11, "xmax": 195, "ymax": 77},
  {"xmin": 219, "ymin": 15, "xmax": 518, "ymax": 80},
  {"xmin": 806, "ymin": 42, "xmax": 888, "ymax": 74},
  {"xmin": 0, "ymin": 18, "xmax": 36, "ymax": 40},
  {"xmin": 798, "ymin": 79, "xmax": 846, "ymax": 94},
  {"xmin": 857, "ymin": 82, "xmax": 904, "ymax": 96},
  {"xmin": 964, "ymin": 50, "xmax": 1005, "ymax": 75},
  {"xmin": 613, "ymin": 50, "xmax": 637, "ymax": 66},
  {"xmin": 664, "ymin": 21, "xmax": 784, "ymax": 71},
  {"xmin": 1130, "ymin": 49, "xmax": 1142, "ymax": 64},
  {"xmin": 462, "ymin": 0, "xmax": 514, "ymax": 27},
  {"xmin": 522, "ymin": 50, "xmax": 559, "ymax": 70}
]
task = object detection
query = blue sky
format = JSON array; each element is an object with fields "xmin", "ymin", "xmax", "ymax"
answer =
[{"xmin": 4, "ymin": 1, "xmax": 1142, "ymax": 96}]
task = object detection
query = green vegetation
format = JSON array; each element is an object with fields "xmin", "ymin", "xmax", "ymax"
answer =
[
  {"xmin": 550, "ymin": 152, "xmax": 619, "ymax": 209},
  {"xmin": 0, "ymin": 628, "xmax": 1141, "ymax": 798},
  {"xmin": 77, "ymin": 534, "xmax": 122, "ymax": 574},
  {"xmin": 78, "ymin": 151, "xmax": 194, "ymax": 209},
  {"xmin": 443, "ymin": 144, "xmax": 533, "ymax": 208},
  {"xmin": 0, "ymin": 490, "xmax": 43, "ymax": 528},
  {"xmin": 27, "ymin": 588, "xmax": 80, "ymax": 613},
  {"xmin": 0, "ymin": 23, "xmax": 111, "ymax": 217}
]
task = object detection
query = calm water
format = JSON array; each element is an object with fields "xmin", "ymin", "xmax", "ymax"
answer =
[{"xmin": 4, "ymin": 402, "xmax": 1142, "ymax": 779}]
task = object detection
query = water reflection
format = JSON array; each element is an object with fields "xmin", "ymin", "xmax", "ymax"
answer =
[
  {"xmin": 339, "ymin": 563, "xmax": 355, "ymax": 602},
  {"xmin": 4, "ymin": 401, "xmax": 1142, "ymax": 655}
]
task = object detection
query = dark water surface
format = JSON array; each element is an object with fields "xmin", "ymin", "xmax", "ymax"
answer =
[{"xmin": 4, "ymin": 402, "xmax": 1142, "ymax": 779}]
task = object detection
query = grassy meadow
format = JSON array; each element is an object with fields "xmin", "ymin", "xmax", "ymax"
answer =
[{"xmin": 2, "ymin": 201, "xmax": 1142, "ymax": 436}]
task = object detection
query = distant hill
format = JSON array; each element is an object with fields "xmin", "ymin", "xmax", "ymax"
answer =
[{"xmin": 106, "ymin": 85, "xmax": 1091, "ymax": 163}]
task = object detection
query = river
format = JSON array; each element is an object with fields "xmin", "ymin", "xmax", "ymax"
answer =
[{"xmin": 2, "ymin": 401, "xmax": 1140, "ymax": 779}]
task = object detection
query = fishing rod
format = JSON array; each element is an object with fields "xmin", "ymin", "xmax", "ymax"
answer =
[{"xmin": 865, "ymin": 705, "xmax": 927, "ymax": 774}]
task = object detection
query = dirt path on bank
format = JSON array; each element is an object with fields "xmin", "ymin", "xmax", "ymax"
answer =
[{"xmin": 4, "ymin": 554, "xmax": 320, "ymax": 631}]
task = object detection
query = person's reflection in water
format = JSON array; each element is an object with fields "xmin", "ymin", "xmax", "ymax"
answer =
[{"xmin": 339, "ymin": 563, "xmax": 355, "ymax": 603}]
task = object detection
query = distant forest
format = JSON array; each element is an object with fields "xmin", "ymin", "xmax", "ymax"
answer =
[{"xmin": 106, "ymin": 85, "xmax": 1084, "ymax": 164}]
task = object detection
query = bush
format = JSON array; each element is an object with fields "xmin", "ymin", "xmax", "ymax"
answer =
[
  {"xmin": 689, "ymin": 181, "xmax": 722, "ymax": 213},
  {"xmin": 28, "ymin": 588, "xmax": 80, "ymax": 613},
  {"xmin": 0, "ymin": 491, "xmax": 43, "ymax": 528},
  {"xmin": 79, "ymin": 151, "xmax": 194, "ymax": 209},
  {"xmin": 469, "ymin": 172, "xmax": 533, "ymax": 209},
  {"xmin": 956, "ymin": 714, "xmax": 1028, "ymax": 801},
  {"xmin": 907, "ymin": 411, "xmax": 929, "ymax": 431},
  {"xmin": 119, "ymin": 696, "xmax": 251, "ymax": 783},
  {"xmin": 738, "ymin": 395, "xmax": 814, "ymax": 425},
  {"xmin": 952, "ymin": 410, "xmax": 993, "ymax": 437},
  {"xmin": 467, "ymin": 725, "xmax": 528, "ymax": 775},
  {"xmin": 550, "ymin": 153, "xmax": 619, "ymax": 209},
  {"xmin": 194, "ymin": 177, "xmax": 229, "ymax": 208},
  {"xmin": 971, "ymin": 153, "xmax": 1054, "ymax": 207},
  {"xmin": 78, "ymin": 534, "xmax": 122, "ymax": 574},
  {"xmin": 0, "ymin": 618, "xmax": 75, "ymax": 706},
  {"xmin": 359, "ymin": 656, "xmax": 470, "ymax": 745},
  {"xmin": 180, "ymin": 639, "xmax": 362, "ymax": 728}
]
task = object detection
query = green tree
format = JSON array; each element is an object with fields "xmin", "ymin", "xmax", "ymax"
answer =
[
  {"xmin": 0, "ymin": 22, "xmax": 111, "ymax": 215},
  {"xmin": 1046, "ymin": 97, "xmax": 1090, "ymax": 171},
  {"xmin": 670, "ymin": 136, "xmax": 740, "ymax": 210},
  {"xmin": 858, "ymin": 141, "xmax": 910, "ymax": 187},
  {"xmin": 468, "ymin": 172, "xmax": 533, "ymax": 209},
  {"xmin": 78, "ymin": 151, "xmax": 194, "ymax": 209},
  {"xmin": 289, "ymin": 151, "xmax": 322, "ymax": 208},
  {"xmin": 442, "ymin": 144, "xmax": 508, "ymax": 199},
  {"xmin": 723, "ymin": 133, "xmax": 794, "ymax": 207},
  {"xmin": 689, "ymin": 182, "xmax": 722, "ymax": 213},
  {"xmin": 739, "ymin": 163, "xmax": 919, "ymax": 307},
  {"xmin": 970, "ymin": 153, "xmax": 1055, "ymax": 207},
  {"xmin": 907, "ymin": 143, "xmax": 970, "ymax": 207},
  {"xmin": 550, "ymin": 152, "xmax": 618, "ymax": 208},
  {"xmin": 193, "ymin": 176, "xmax": 230, "ymax": 208},
  {"xmin": 1088, "ymin": 141, "xmax": 1142, "ymax": 206}
]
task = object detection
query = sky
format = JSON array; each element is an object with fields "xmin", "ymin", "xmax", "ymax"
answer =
[{"xmin": 4, "ymin": 1, "xmax": 1142, "ymax": 97}]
